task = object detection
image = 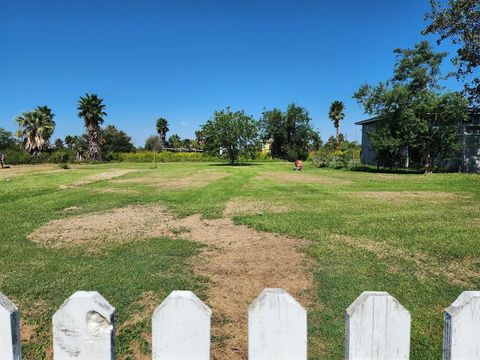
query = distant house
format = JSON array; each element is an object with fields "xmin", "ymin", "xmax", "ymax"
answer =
[{"xmin": 355, "ymin": 112, "xmax": 480, "ymax": 172}]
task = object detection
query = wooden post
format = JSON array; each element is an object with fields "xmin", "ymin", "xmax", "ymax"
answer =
[
  {"xmin": 0, "ymin": 293, "xmax": 21, "ymax": 360},
  {"xmin": 444, "ymin": 291, "xmax": 480, "ymax": 360},
  {"xmin": 248, "ymin": 288, "xmax": 307, "ymax": 360},
  {"xmin": 152, "ymin": 291, "xmax": 211, "ymax": 360},
  {"xmin": 52, "ymin": 291, "xmax": 115, "ymax": 360},
  {"xmin": 346, "ymin": 292, "xmax": 410, "ymax": 359}
]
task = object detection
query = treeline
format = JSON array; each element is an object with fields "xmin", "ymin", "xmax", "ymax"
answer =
[{"xmin": 1, "ymin": 93, "xmax": 359, "ymax": 166}]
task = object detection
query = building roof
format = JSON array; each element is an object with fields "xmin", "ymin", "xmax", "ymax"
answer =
[
  {"xmin": 354, "ymin": 117, "xmax": 380, "ymax": 126},
  {"xmin": 356, "ymin": 109, "xmax": 480, "ymax": 127}
]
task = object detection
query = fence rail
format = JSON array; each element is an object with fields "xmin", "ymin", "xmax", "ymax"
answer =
[{"xmin": 1, "ymin": 289, "xmax": 479, "ymax": 359}]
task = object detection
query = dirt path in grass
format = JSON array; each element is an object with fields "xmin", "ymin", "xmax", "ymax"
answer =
[
  {"xmin": 177, "ymin": 214, "xmax": 313, "ymax": 359},
  {"xmin": 29, "ymin": 202, "xmax": 313, "ymax": 359}
]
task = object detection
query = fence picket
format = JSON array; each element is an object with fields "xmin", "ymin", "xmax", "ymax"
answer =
[
  {"xmin": 443, "ymin": 291, "xmax": 480, "ymax": 360},
  {"xmin": 152, "ymin": 290, "xmax": 211, "ymax": 360},
  {"xmin": 52, "ymin": 291, "xmax": 115, "ymax": 360},
  {"xmin": 0, "ymin": 293, "xmax": 21, "ymax": 360},
  {"xmin": 248, "ymin": 288, "xmax": 307, "ymax": 360},
  {"xmin": 345, "ymin": 291, "xmax": 410, "ymax": 360}
]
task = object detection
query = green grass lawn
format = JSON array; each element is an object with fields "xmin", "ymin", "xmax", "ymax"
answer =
[{"xmin": 0, "ymin": 161, "xmax": 479, "ymax": 359}]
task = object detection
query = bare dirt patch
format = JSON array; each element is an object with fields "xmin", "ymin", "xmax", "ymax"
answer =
[
  {"xmin": 59, "ymin": 169, "xmax": 137, "ymax": 189},
  {"xmin": 348, "ymin": 191, "xmax": 467, "ymax": 202},
  {"xmin": 331, "ymin": 234, "xmax": 480, "ymax": 286},
  {"xmin": 178, "ymin": 215, "xmax": 313, "ymax": 359},
  {"xmin": 29, "ymin": 204, "xmax": 174, "ymax": 248},
  {"xmin": 29, "ymin": 204, "xmax": 313, "ymax": 359},
  {"xmin": 223, "ymin": 198, "xmax": 291, "ymax": 217},
  {"xmin": 112, "ymin": 170, "xmax": 228, "ymax": 190},
  {"xmin": 0, "ymin": 164, "xmax": 70, "ymax": 179},
  {"xmin": 254, "ymin": 171, "xmax": 351, "ymax": 185}
]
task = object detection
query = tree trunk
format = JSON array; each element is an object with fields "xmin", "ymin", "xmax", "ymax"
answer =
[
  {"xmin": 424, "ymin": 153, "xmax": 432, "ymax": 174},
  {"xmin": 335, "ymin": 126, "xmax": 339, "ymax": 150},
  {"xmin": 88, "ymin": 129, "xmax": 101, "ymax": 161}
]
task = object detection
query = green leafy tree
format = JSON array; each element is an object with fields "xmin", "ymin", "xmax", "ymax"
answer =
[
  {"xmin": 0, "ymin": 128, "xmax": 16, "ymax": 150},
  {"xmin": 15, "ymin": 106, "xmax": 55, "ymax": 156},
  {"xmin": 328, "ymin": 101, "xmax": 345, "ymax": 148},
  {"xmin": 202, "ymin": 107, "xmax": 259, "ymax": 164},
  {"xmin": 77, "ymin": 93, "xmax": 107, "ymax": 161},
  {"xmin": 54, "ymin": 138, "xmax": 64, "ymax": 150},
  {"xmin": 156, "ymin": 118, "xmax": 169, "ymax": 149},
  {"xmin": 64, "ymin": 135, "xmax": 75, "ymax": 150},
  {"xmin": 423, "ymin": 0, "xmax": 480, "ymax": 105},
  {"xmin": 354, "ymin": 41, "xmax": 469, "ymax": 173},
  {"xmin": 182, "ymin": 138, "xmax": 193, "ymax": 149},
  {"xmin": 194, "ymin": 130, "xmax": 204, "ymax": 149},
  {"xmin": 144, "ymin": 135, "xmax": 162, "ymax": 151},
  {"xmin": 167, "ymin": 134, "xmax": 183, "ymax": 149},
  {"xmin": 100, "ymin": 125, "xmax": 134, "ymax": 154},
  {"xmin": 261, "ymin": 103, "xmax": 319, "ymax": 161}
]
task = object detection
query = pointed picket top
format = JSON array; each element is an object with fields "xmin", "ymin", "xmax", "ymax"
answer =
[
  {"xmin": 52, "ymin": 291, "xmax": 115, "ymax": 360},
  {"xmin": 444, "ymin": 291, "xmax": 480, "ymax": 360},
  {"xmin": 0, "ymin": 293, "xmax": 22, "ymax": 360},
  {"xmin": 248, "ymin": 288, "xmax": 307, "ymax": 360},
  {"xmin": 346, "ymin": 291, "xmax": 410, "ymax": 360},
  {"xmin": 152, "ymin": 290, "xmax": 211, "ymax": 360}
]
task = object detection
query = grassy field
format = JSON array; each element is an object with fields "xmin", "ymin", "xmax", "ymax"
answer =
[{"xmin": 0, "ymin": 162, "xmax": 479, "ymax": 359}]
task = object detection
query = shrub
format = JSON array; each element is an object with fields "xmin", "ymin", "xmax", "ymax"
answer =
[{"xmin": 116, "ymin": 151, "xmax": 218, "ymax": 163}]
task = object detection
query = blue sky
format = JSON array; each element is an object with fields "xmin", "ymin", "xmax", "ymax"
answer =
[{"xmin": 0, "ymin": 0, "xmax": 460, "ymax": 146}]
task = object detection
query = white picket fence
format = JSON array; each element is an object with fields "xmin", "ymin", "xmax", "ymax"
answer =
[{"xmin": 1, "ymin": 289, "xmax": 479, "ymax": 359}]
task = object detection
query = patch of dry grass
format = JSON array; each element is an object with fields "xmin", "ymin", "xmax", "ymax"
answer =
[{"xmin": 254, "ymin": 171, "xmax": 352, "ymax": 185}]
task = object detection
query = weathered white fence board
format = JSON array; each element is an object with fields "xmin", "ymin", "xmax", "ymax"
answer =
[
  {"xmin": 345, "ymin": 291, "xmax": 411, "ymax": 360},
  {"xmin": 4, "ymin": 288, "xmax": 480, "ymax": 358},
  {"xmin": 52, "ymin": 291, "xmax": 115, "ymax": 360},
  {"xmin": 443, "ymin": 291, "xmax": 480, "ymax": 360},
  {"xmin": 248, "ymin": 288, "xmax": 307, "ymax": 360},
  {"xmin": 152, "ymin": 290, "xmax": 211, "ymax": 360},
  {"xmin": 0, "ymin": 293, "xmax": 21, "ymax": 360}
]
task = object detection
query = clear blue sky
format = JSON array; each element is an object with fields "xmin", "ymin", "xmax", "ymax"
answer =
[{"xmin": 0, "ymin": 0, "xmax": 460, "ymax": 146}]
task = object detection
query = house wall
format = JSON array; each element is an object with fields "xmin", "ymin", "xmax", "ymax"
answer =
[
  {"xmin": 463, "ymin": 124, "xmax": 480, "ymax": 172},
  {"xmin": 359, "ymin": 123, "xmax": 480, "ymax": 172},
  {"xmin": 360, "ymin": 123, "xmax": 378, "ymax": 166}
]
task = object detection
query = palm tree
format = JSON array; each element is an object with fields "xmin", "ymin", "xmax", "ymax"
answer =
[
  {"xmin": 328, "ymin": 100, "xmax": 345, "ymax": 149},
  {"xmin": 156, "ymin": 118, "xmax": 169, "ymax": 149},
  {"xmin": 78, "ymin": 94, "xmax": 107, "ymax": 161},
  {"xmin": 16, "ymin": 106, "xmax": 55, "ymax": 156}
]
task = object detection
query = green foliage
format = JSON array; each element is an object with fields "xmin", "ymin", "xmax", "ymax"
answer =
[
  {"xmin": 144, "ymin": 135, "xmax": 162, "ymax": 151},
  {"xmin": 328, "ymin": 101, "xmax": 345, "ymax": 147},
  {"xmin": 393, "ymin": 41, "xmax": 447, "ymax": 91},
  {"xmin": 354, "ymin": 41, "xmax": 469, "ymax": 172},
  {"xmin": 261, "ymin": 103, "xmax": 319, "ymax": 161},
  {"xmin": 100, "ymin": 125, "xmax": 135, "ymax": 157},
  {"xmin": 202, "ymin": 107, "xmax": 259, "ymax": 164},
  {"xmin": 54, "ymin": 138, "xmax": 64, "ymax": 150},
  {"xmin": 311, "ymin": 135, "xmax": 361, "ymax": 168},
  {"xmin": 424, "ymin": 0, "xmax": 480, "ymax": 105},
  {"xmin": 0, "ymin": 128, "xmax": 16, "ymax": 150},
  {"xmin": 155, "ymin": 118, "xmax": 169, "ymax": 147},
  {"xmin": 167, "ymin": 134, "xmax": 183, "ymax": 149},
  {"xmin": 15, "ymin": 106, "xmax": 56, "ymax": 157},
  {"xmin": 116, "ymin": 151, "xmax": 218, "ymax": 162},
  {"xmin": 78, "ymin": 93, "xmax": 107, "ymax": 161}
]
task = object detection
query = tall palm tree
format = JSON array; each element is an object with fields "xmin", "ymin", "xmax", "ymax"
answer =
[
  {"xmin": 156, "ymin": 118, "xmax": 169, "ymax": 149},
  {"xmin": 78, "ymin": 93, "xmax": 107, "ymax": 161},
  {"xmin": 16, "ymin": 106, "xmax": 55, "ymax": 156},
  {"xmin": 328, "ymin": 100, "xmax": 345, "ymax": 149}
]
